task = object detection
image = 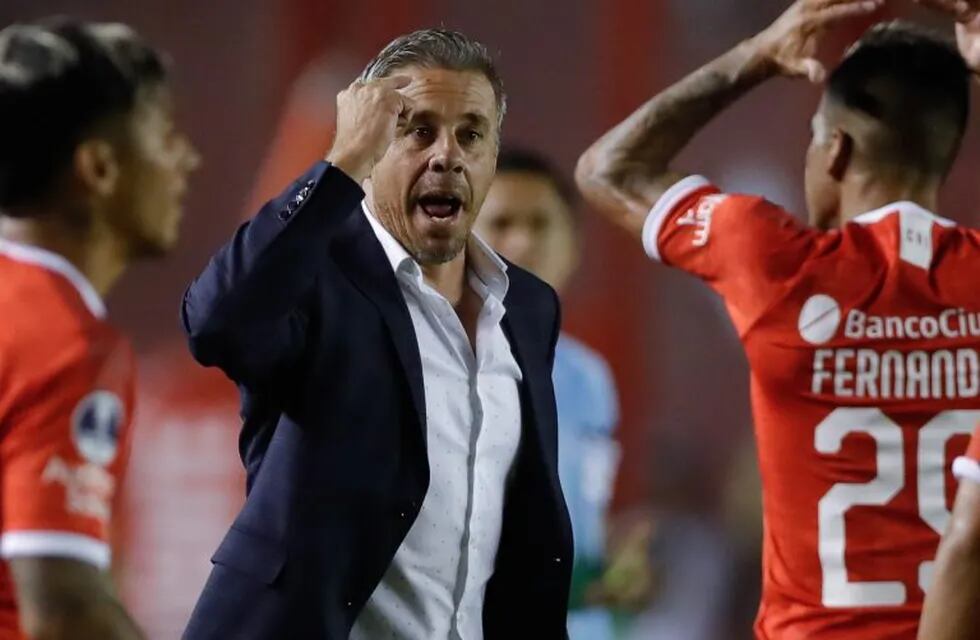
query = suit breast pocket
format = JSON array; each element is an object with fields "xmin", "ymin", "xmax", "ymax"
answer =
[{"xmin": 211, "ymin": 526, "xmax": 288, "ymax": 585}]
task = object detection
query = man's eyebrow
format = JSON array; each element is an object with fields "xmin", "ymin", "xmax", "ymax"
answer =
[{"xmin": 462, "ymin": 112, "xmax": 491, "ymax": 128}]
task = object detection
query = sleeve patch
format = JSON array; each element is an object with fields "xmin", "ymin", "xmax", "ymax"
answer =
[
  {"xmin": 675, "ymin": 194, "xmax": 727, "ymax": 247},
  {"xmin": 70, "ymin": 391, "xmax": 123, "ymax": 466},
  {"xmin": 42, "ymin": 456, "xmax": 116, "ymax": 523}
]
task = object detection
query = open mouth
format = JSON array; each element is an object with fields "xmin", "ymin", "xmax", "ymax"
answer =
[{"xmin": 417, "ymin": 193, "xmax": 463, "ymax": 220}]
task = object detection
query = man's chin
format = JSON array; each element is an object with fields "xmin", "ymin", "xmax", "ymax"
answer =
[
  {"xmin": 413, "ymin": 236, "xmax": 467, "ymax": 266},
  {"xmin": 130, "ymin": 230, "xmax": 178, "ymax": 259}
]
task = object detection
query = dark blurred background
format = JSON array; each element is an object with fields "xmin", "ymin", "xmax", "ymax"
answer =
[{"xmin": 4, "ymin": 0, "xmax": 980, "ymax": 637}]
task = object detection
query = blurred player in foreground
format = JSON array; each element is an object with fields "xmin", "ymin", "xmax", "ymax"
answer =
[
  {"xmin": 0, "ymin": 18, "xmax": 198, "ymax": 639},
  {"xmin": 577, "ymin": 0, "xmax": 980, "ymax": 637},
  {"xmin": 919, "ymin": 424, "xmax": 980, "ymax": 639},
  {"xmin": 476, "ymin": 148, "xmax": 651, "ymax": 639}
]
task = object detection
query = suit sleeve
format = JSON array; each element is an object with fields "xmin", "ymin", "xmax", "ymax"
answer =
[
  {"xmin": 181, "ymin": 162, "xmax": 364, "ymax": 388},
  {"xmin": 953, "ymin": 424, "xmax": 980, "ymax": 486},
  {"xmin": 643, "ymin": 175, "xmax": 818, "ymax": 335},
  {"xmin": 0, "ymin": 336, "xmax": 133, "ymax": 570}
]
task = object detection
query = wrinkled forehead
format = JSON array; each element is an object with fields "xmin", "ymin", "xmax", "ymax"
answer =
[{"xmin": 397, "ymin": 65, "xmax": 497, "ymax": 126}]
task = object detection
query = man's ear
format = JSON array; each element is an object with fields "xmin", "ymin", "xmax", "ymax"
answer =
[
  {"xmin": 828, "ymin": 128, "xmax": 853, "ymax": 182},
  {"xmin": 73, "ymin": 139, "xmax": 120, "ymax": 198}
]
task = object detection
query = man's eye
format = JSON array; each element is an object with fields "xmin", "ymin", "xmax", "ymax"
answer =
[{"xmin": 414, "ymin": 127, "xmax": 433, "ymax": 138}]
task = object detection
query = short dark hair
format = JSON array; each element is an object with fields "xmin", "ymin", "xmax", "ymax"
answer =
[
  {"xmin": 360, "ymin": 28, "xmax": 506, "ymax": 127},
  {"xmin": 0, "ymin": 17, "xmax": 168, "ymax": 210},
  {"xmin": 496, "ymin": 146, "xmax": 577, "ymax": 216},
  {"xmin": 826, "ymin": 21, "xmax": 969, "ymax": 177}
]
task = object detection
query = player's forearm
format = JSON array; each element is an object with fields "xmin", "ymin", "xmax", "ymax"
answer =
[
  {"xmin": 13, "ymin": 564, "xmax": 144, "ymax": 640},
  {"xmin": 575, "ymin": 38, "xmax": 775, "ymax": 235},
  {"xmin": 918, "ymin": 530, "xmax": 980, "ymax": 640},
  {"xmin": 23, "ymin": 598, "xmax": 144, "ymax": 640}
]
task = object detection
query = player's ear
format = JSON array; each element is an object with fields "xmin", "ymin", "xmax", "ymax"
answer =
[
  {"xmin": 73, "ymin": 138, "xmax": 121, "ymax": 199},
  {"xmin": 828, "ymin": 129, "xmax": 853, "ymax": 182}
]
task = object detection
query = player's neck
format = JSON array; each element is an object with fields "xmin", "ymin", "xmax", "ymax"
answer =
[
  {"xmin": 837, "ymin": 176, "xmax": 941, "ymax": 227},
  {"xmin": 0, "ymin": 210, "xmax": 130, "ymax": 298}
]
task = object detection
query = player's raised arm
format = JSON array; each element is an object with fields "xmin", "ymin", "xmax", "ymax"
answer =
[
  {"xmin": 916, "ymin": 0, "xmax": 980, "ymax": 76},
  {"xmin": 575, "ymin": 0, "xmax": 883, "ymax": 241},
  {"xmin": 9, "ymin": 558, "xmax": 143, "ymax": 640}
]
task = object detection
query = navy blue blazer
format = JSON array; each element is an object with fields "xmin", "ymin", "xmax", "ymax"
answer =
[{"xmin": 180, "ymin": 162, "xmax": 573, "ymax": 639}]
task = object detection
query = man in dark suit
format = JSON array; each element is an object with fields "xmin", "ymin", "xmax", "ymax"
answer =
[{"xmin": 181, "ymin": 29, "xmax": 573, "ymax": 639}]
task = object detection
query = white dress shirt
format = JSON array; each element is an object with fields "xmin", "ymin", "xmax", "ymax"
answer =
[{"xmin": 351, "ymin": 204, "xmax": 523, "ymax": 640}]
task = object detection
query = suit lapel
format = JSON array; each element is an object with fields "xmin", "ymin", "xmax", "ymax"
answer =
[
  {"xmin": 331, "ymin": 210, "xmax": 427, "ymax": 434},
  {"xmin": 501, "ymin": 297, "xmax": 561, "ymax": 486}
]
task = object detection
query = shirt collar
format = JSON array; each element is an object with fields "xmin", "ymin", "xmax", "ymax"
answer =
[
  {"xmin": 362, "ymin": 201, "xmax": 414, "ymax": 274},
  {"xmin": 851, "ymin": 201, "xmax": 956, "ymax": 228},
  {"xmin": 361, "ymin": 201, "xmax": 510, "ymax": 300},
  {"xmin": 0, "ymin": 237, "xmax": 106, "ymax": 318}
]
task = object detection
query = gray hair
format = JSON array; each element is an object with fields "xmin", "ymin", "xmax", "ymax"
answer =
[{"xmin": 360, "ymin": 28, "xmax": 507, "ymax": 128}]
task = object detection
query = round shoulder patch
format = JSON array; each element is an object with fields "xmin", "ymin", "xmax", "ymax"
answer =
[{"xmin": 71, "ymin": 391, "xmax": 123, "ymax": 466}]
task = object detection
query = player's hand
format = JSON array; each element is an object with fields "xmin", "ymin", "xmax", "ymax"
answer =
[
  {"xmin": 586, "ymin": 515, "xmax": 657, "ymax": 611},
  {"xmin": 956, "ymin": 15, "xmax": 980, "ymax": 73},
  {"xmin": 749, "ymin": 0, "xmax": 886, "ymax": 83},
  {"xmin": 326, "ymin": 75, "xmax": 413, "ymax": 183},
  {"xmin": 913, "ymin": 0, "xmax": 980, "ymax": 22},
  {"xmin": 913, "ymin": 1, "xmax": 980, "ymax": 73}
]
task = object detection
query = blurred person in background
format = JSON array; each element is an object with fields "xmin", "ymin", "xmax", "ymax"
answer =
[
  {"xmin": 475, "ymin": 147, "xmax": 652, "ymax": 639},
  {"xmin": 181, "ymin": 29, "xmax": 573, "ymax": 639},
  {"xmin": 578, "ymin": 0, "xmax": 980, "ymax": 637},
  {"xmin": 0, "ymin": 17, "xmax": 198, "ymax": 639}
]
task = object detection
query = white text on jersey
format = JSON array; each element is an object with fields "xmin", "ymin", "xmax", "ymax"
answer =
[{"xmin": 811, "ymin": 348, "xmax": 980, "ymax": 400}]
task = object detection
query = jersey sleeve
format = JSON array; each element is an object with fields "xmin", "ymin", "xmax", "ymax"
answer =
[
  {"xmin": 643, "ymin": 175, "xmax": 818, "ymax": 334},
  {"xmin": 0, "ymin": 333, "xmax": 134, "ymax": 570},
  {"xmin": 953, "ymin": 423, "xmax": 980, "ymax": 486}
]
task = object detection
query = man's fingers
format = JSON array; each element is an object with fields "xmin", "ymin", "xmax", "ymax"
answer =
[
  {"xmin": 913, "ymin": 0, "xmax": 968, "ymax": 12},
  {"xmin": 810, "ymin": 0, "xmax": 883, "ymax": 9},
  {"xmin": 914, "ymin": 0, "xmax": 978, "ymax": 19},
  {"xmin": 396, "ymin": 93, "xmax": 415, "ymax": 121},
  {"xmin": 785, "ymin": 57, "xmax": 828, "ymax": 83},
  {"xmin": 376, "ymin": 74, "xmax": 412, "ymax": 90},
  {"xmin": 812, "ymin": 0, "xmax": 884, "ymax": 24}
]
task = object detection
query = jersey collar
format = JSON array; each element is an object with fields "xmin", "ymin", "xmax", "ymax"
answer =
[
  {"xmin": 852, "ymin": 201, "xmax": 956, "ymax": 228},
  {"xmin": 0, "ymin": 238, "xmax": 107, "ymax": 319}
]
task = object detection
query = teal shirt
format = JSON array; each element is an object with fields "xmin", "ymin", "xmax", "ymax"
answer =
[{"xmin": 553, "ymin": 335, "xmax": 620, "ymax": 640}]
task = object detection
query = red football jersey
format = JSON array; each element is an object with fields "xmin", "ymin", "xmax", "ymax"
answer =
[
  {"xmin": 646, "ymin": 177, "xmax": 980, "ymax": 639},
  {"xmin": 0, "ymin": 240, "xmax": 134, "ymax": 638}
]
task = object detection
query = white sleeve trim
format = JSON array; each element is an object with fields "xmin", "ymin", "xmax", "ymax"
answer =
[
  {"xmin": 0, "ymin": 531, "xmax": 110, "ymax": 570},
  {"xmin": 953, "ymin": 456, "xmax": 980, "ymax": 486},
  {"xmin": 641, "ymin": 175, "xmax": 713, "ymax": 261}
]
